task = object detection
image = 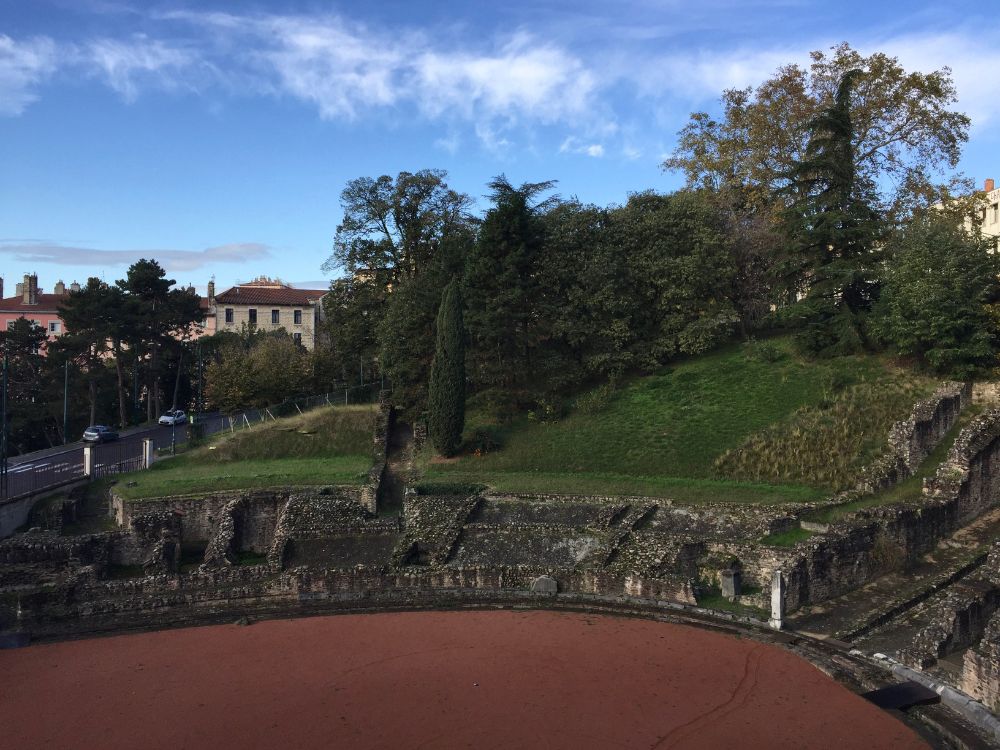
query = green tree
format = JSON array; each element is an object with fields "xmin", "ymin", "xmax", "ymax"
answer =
[
  {"xmin": 877, "ymin": 213, "xmax": 1000, "ymax": 377},
  {"xmin": 428, "ymin": 279, "xmax": 465, "ymax": 456},
  {"xmin": 665, "ymin": 42, "xmax": 971, "ymax": 217},
  {"xmin": 781, "ymin": 70, "xmax": 882, "ymax": 356},
  {"xmin": 0, "ymin": 319, "xmax": 50, "ymax": 453},
  {"xmin": 322, "ymin": 170, "xmax": 473, "ymax": 395},
  {"xmin": 464, "ymin": 175, "xmax": 556, "ymax": 399}
]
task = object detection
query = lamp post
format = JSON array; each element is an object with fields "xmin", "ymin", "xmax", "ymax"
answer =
[
  {"xmin": 1, "ymin": 348, "xmax": 8, "ymax": 500},
  {"xmin": 62, "ymin": 358, "xmax": 69, "ymax": 444}
]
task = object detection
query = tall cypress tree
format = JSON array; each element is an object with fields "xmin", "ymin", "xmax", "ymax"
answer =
[{"xmin": 428, "ymin": 279, "xmax": 465, "ymax": 456}]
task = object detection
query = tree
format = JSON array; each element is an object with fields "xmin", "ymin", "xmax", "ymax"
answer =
[
  {"xmin": 665, "ymin": 43, "xmax": 971, "ymax": 217},
  {"xmin": 0, "ymin": 319, "xmax": 49, "ymax": 453},
  {"xmin": 781, "ymin": 70, "xmax": 882, "ymax": 356},
  {"xmin": 428, "ymin": 279, "xmax": 465, "ymax": 456},
  {"xmin": 464, "ymin": 175, "xmax": 557, "ymax": 398},
  {"xmin": 117, "ymin": 259, "xmax": 203, "ymax": 421},
  {"xmin": 57, "ymin": 278, "xmax": 121, "ymax": 426},
  {"xmin": 323, "ymin": 169, "xmax": 472, "ymax": 284},
  {"xmin": 876, "ymin": 212, "xmax": 1000, "ymax": 377}
]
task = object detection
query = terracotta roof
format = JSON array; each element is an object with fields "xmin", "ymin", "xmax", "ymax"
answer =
[
  {"xmin": 0, "ymin": 294, "xmax": 67, "ymax": 313},
  {"xmin": 214, "ymin": 286, "xmax": 327, "ymax": 306}
]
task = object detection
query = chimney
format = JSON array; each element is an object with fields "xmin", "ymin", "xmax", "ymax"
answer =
[
  {"xmin": 54, "ymin": 280, "xmax": 66, "ymax": 295},
  {"xmin": 207, "ymin": 279, "xmax": 215, "ymax": 304},
  {"xmin": 70, "ymin": 280, "xmax": 81, "ymax": 293},
  {"xmin": 16, "ymin": 282, "xmax": 23, "ymax": 297},
  {"xmin": 987, "ymin": 178, "xmax": 996, "ymax": 193},
  {"xmin": 23, "ymin": 273, "xmax": 38, "ymax": 305}
]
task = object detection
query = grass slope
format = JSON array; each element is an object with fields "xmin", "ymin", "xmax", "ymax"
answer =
[
  {"xmin": 117, "ymin": 405, "xmax": 375, "ymax": 500},
  {"xmin": 422, "ymin": 339, "xmax": 939, "ymax": 503}
]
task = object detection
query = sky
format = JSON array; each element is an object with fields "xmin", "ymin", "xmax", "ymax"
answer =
[{"xmin": 2, "ymin": 0, "xmax": 999, "ymax": 293}]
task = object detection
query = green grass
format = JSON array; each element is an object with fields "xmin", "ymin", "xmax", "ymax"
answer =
[
  {"xmin": 114, "ymin": 405, "xmax": 375, "ymax": 500},
  {"xmin": 423, "ymin": 338, "xmax": 939, "ymax": 502},
  {"xmin": 696, "ymin": 585, "xmax": 767, "ymax": 618},
  {"xmin": 806, "ymin": 405, "xmax": 981, "ymax": 524},
  {"xmin": 114, "ymin": 456, "xmax": 370, "ymax": 500},
  {"xmin": 416, "ymin": 470, "xmax": 824, "ymax": 504},
  {"xmin": 759, "ymin": 526, "xmax": 815, "ymax": 547}
]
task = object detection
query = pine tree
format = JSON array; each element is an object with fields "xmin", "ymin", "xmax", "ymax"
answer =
[
  {"xmin": 427, "ymin": 279, "xmax": 465, "ymax": 456},
  {"xmin": 782, "ymin": 70, "xmax": 883, "ymax": 356}
]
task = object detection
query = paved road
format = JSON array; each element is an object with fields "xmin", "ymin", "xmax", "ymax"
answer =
[{"xmin": 1, "ymin": 414, "xmax": 237, "ymax": 500}]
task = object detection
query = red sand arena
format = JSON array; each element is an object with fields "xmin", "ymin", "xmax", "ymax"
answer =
[{"xmin": 1, "ymin": 610, "xmax": 926, "ymax": 749}]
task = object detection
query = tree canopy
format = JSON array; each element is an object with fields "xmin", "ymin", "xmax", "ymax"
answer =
[{"xmin": 665, "ymin": 43, "xmax": 970, "ymax": 217}]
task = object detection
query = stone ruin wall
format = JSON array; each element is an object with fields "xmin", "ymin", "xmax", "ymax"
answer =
[
  {"xmin": 962, "ymin": 611, "xmax": 1000, "ymax": 712},
  {"xmin": 8, "ymin": 561, "xmax": 697, "ymax": 640},
  {"xmin": 360, "ymin": 395, "xmax": 393, "ymax": 514},
  {"xmin": 779, "ymin": 407, "xmax": 1000, "ymax": 614}
]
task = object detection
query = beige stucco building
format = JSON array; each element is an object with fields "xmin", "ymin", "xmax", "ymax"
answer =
[
  {"xmin": 976, "ymin": 178, "xmax": 1000, "ymax": 250},
  {"xmin": 212, "ymin": 277, "xmax": 328, "ymax": 350}
]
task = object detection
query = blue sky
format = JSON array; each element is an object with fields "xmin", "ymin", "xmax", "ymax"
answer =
[{"xmin": 2, "ymin": 0, "xmax": 998, "ymax": 292}]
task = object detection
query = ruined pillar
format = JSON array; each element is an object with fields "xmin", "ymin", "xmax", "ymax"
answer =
[{"xmin": 769, "ymin": 569, "xmax": 785, "ymax": 630}]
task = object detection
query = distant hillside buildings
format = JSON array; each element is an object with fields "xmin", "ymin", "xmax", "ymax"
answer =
[{"xmin": 0, "ymin": 273, "xmax": 329, "ymax": 351}]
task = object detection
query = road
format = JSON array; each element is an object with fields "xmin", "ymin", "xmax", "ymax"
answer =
[{"xmin": 1, "ymin": 413, "xmax": 236, "ymax": 501}]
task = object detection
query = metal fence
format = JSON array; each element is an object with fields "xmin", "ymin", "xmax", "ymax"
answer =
[
  {"xmin": 91, "ymin": 440, "xmax": 146, "ymax": 478},
  {"xmin": 2, "ymin": 448, "xmax": 85, "ymax": 500}
]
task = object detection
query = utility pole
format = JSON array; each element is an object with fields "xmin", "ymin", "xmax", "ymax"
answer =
[
  {"xmin": 1, "ymin": 349, "xmax": 8, "ymax": 500},
  {"xmin": 62, "ymin": 358, "xmax": 69, "ymax": 445}
]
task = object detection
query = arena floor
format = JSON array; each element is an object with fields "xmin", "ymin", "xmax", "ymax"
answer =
[{"xmin": 1, "ymin": 610, "xmax": 926, "ymax": 749}]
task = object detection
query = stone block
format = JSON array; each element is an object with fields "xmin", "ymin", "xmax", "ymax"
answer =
[
  {"xmin": 530, "ymin": 575, "xmax": 558, "ymax": 595},
  {"xmin": 721, "ymin": 568, "xmax": 742, "ymax": 599}
]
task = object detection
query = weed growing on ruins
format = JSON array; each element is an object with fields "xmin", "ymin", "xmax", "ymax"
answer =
[
  {"xmin": 759, "ymin": 527, "xmax": 815, "ymax": 547},
  {"xmin": 806, "ymin": 405, "xmax": 981, "ymax": 523},
  {"xmin": 714, "ymin": 372, "xmax": 937, "ymax": 490}
]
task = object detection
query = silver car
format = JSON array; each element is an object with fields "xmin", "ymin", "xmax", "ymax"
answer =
[{"xmin": 82, "ymin": 425, "xmax": 119, "ymax": 443}]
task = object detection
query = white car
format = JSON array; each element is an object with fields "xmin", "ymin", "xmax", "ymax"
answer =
[{"xmin": 158, "ymin": 410, "xmax": 186, "ymax": 426}]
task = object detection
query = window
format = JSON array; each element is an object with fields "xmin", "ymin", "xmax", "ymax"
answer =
[
  {"xmin": 248, "ymin": 309, "xmax": 257, "ymax": 325},
  {"xmin": 271, "ymin": 309, "xmax": 280, "ymax": 325},
  {"xmin": 293, "ymin": 309, "xmax": 302, "ymax": 325},
  {"xmin": 293, "ymin": 332, "xmax": 302, "ymax": 347},
  {"xmin": 225, "ymin": 308, "xmax": 234, "ymax": 324},
  {"xmin": 48, "ymin": 321, "xmax": 61, "ymax": 334},
  {"xmin": 992, "ymin": 203, "xmax": 999, "ymax": 224}
]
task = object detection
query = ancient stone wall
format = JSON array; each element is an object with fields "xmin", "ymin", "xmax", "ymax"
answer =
[
  {"xmin": 778, "ymin": 408, "xmax": 1000, "ymax": 613},
  {"xmin": 360, "ymin": 394, "xmax": 393, "ymax": 514},
  {"xmin": 961, "ymin": 609, "xmax": 1000, "ymax": 712}
]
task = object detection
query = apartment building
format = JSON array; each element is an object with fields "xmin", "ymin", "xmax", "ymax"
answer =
[
  {"xmin": 0, "ymin": 274, "xmax": 78, "ymax": 344},
  {"xmin": 213, "ymin": 277, "xmax": 328, "ymax": 349}
]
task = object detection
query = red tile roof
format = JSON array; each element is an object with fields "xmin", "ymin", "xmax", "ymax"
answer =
[
  {"xmin": 0, "ymin": 294, "xmax": 68, "ymax": 313},
  {"xmin": 214, "ymin": 286, "xmax": 327, "ymax": 306}
]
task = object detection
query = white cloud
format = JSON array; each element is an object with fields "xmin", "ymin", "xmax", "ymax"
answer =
[
  {"xmin": 0, "ymin": 241, "xmax": 271, "ymax": 272},
  {"xmin": 0, "ymin": 35, "xmax": 59, "ymax": 116},
  {"xmin": 559, "ymin": 136, "xmax": 605, "ymax": 157},
  {"xmin": 86, "ymin": 35, "xmax": 203, "ymax": 101}
]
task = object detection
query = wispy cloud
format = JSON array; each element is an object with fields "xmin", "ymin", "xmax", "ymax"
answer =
[
  {"xmin": 0, "ymin": 241, "xmax": 271, "ymax": 272},
  {"xmin": 559, "ymin": 136, "xmax": 605, "ymax": 157},
  {"xmin": 85, "ymin": 35, "xmax": 205, "ymax": 101},
  {"xmin": 0, "ymin": 35, "xmax": 59, "ymax": 115}
]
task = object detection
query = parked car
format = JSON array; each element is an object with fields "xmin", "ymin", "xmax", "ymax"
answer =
[
  {"xmin": 82, "ymin": 425, "xmax": 119, "ymax": 443},
  {"xmin": 158, "ymin": 409, "xmax": 186, "ymax": 426}
]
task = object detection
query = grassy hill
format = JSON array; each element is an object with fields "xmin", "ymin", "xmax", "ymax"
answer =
[
  {"xmin": 116, "ymin": 405, "xmax": 376, "ymax": 500},
  {"xmin": 420, "ymin": 338, "xmax": 939, "ymax": 503}
]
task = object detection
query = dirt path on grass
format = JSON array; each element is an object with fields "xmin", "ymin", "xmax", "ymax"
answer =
[
  {"xmin": 379, "ymin": 420, "xmax": 412, "ymax": 514},
  {"xmin": 0, "ymin": 610, "xmax": 926, "ymax": 750}
]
